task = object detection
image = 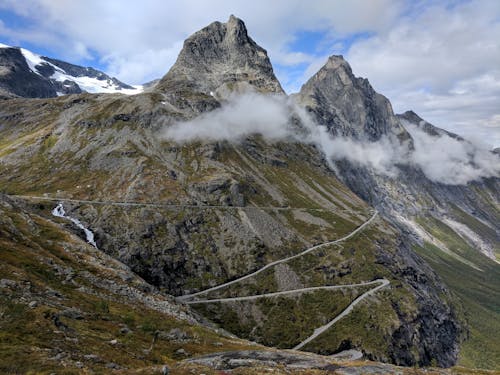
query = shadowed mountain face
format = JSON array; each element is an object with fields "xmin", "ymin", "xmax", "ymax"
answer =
[
  {"xmin": 0, "ymin": 44, "xmax": 139, "ymax": 98},
  {"xmin": 0, "ymin": 15, "xmax": 498, "ymax": 371},
  {"xmin": 0, "ymin": 47, "xmax": 56, "ymax": 98}
]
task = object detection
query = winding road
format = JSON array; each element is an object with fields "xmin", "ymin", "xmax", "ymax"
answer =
[
  {"xmin": 12, "ymin": 194, "xmax": 387, "ymax": 351},
  {"xmin": 292, "ymin": 279, "xmax": 389, "ymax": 350},
  {"xmin": 176, "ymin": 210, "xmax": 389, "ymax": 351},
  {"xmin": 184, "ymin": 279, "xmax": 387, "ymax": 305},
  {"xmin": 177, "ymin": 211, "xmax": 378, "ymax": 301},
  {"xmin": 9, "ymin": 194, "xmax": 347, "ymax": 212}
]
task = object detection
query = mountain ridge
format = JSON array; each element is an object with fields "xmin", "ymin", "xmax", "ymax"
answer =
[{"xmin": 0, "ymin": 43, "xmax": 142, "ymax": 98}]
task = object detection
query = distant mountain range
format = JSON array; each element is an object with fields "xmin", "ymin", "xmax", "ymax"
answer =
[{"xmin": 0, "ymin": 43, "xmax": 143, "ymax": 98}]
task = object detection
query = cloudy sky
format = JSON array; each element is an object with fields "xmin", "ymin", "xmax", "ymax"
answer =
[{"xmin": 0, "ymin": 0, "xmax": 499, "ymax": 147}]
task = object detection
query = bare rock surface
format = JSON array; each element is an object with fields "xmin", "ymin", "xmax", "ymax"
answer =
[{"xmin": 157, "ymin": 15, "xmax": 284, "ymax": 98}]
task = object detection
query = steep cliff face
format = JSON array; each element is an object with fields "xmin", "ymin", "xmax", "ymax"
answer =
[
  {"xmin": 157, "ymin": 15, "xmax": 284, "ymax": 99},
  {"xmin": 296, "ymin": 55, "xmax": 499, "ymax": 260},
  {"xmin": 295, "ymin": 55, "xmax": 409, "ymax": 142}
]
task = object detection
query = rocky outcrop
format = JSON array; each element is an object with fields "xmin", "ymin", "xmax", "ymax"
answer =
[
  {"xmin": 156, "ymin": 15, "xmax": 284, "ymax": 99},
  {"xmin": 295, "ymin": 55, "xmax": 409, "ymax": 142},
  {"xmin": 186, "ymin": 350, "xmax": 443, "ymax": 374}
]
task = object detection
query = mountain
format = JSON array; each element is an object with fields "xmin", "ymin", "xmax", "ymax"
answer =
[
  {"xmin": 296, "ymin": 55, "xmax": 498, "ymax": 258},
  {"xmin": 295, "ymin": 55, "xmax": 410, "ymax": 143},
  {"xmin": 296, "ymin": 53, "xmax": 500, "ymax": 369},
  {"xmin": 0, "ymin": 15, "xmax": 499, "ymax": 373},
  {"xmin": 0, "ymin": 43, "xmax": 142, "ymax": 98},
  {"xmin": 156, "ymin": 15, "xmax": 284, "ymax": 100}
]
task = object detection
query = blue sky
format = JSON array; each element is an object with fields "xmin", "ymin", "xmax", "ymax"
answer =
[{"xmin": 0, "ymin": 0, "xmax": 499, "ymax": 146}]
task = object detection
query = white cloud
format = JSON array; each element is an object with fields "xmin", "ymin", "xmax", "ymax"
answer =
[
  {"xmin": 405, "ymin": 122, "xmax": 500, "ymax": 185},
  {"xmin": 103, "ymin": 43, "xmax": 183, "ymax": 84},
  {"xmin": 163, "ymin": 92, "xmax": 500, "ymax": 185},
  {"xmin": 163, "ymin": 92, "xmax": 293, "ymax": 142},
  {"xmin": 0, "ymin": 0, "xmax": 402, "ymax": 83}
]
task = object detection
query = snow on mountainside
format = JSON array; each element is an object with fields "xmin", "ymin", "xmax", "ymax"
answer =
[{"xmin": 0, "ymin": 42, "xmax": 142, "ymax": 96}]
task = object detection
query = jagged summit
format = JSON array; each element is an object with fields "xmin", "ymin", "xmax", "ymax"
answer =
[
  {"xmin": 296, "ymin": 54, "xmax": 409, "ymax": 142},
  {"xmin": 156, "ymin": 15, "xmax": 284, "ymax": 98},
  {"xmin": 324, "ymin": 55, "xmax": 351, "ymax": 70}
]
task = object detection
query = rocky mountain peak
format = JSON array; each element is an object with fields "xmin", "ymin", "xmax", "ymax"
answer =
[
  {"xmin": 226, "ymin": 14, "xmax": 249, "ymax": 42},
  {"xmin": 324, "ymin": 54, "xmax": 350, "ymax": 70},
  {"xmin": 295, "ymin": 54, "xmax": 409, "ymax": 142},
  {"xmin": 156, "ymin": 15, "xmax": 284, "ymax": 98}
]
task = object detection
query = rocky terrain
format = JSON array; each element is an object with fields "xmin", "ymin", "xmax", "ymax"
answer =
[
  {"xmin": 0, "ymin": 15, "xmax": 499, "ymax": 373},
  {"xmin": 294, "ymin": 55, "xmax": 410, "ymax": 142},
  {"xmin": 295, "ymin": 52, "xmax": 498, "ymax": 260},
  {"xmin": 156, "ymin": 15, "xmax": 284, "ymax": 99}
]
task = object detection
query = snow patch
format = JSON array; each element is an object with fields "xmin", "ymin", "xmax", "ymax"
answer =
[
  {"xmin": 52, "ymin": 203, "xmax": 97, "ymax": 248},
  {"xmin": 20, "ymin": 47, "xmax": 45, "ymax": 75},
  {"xmin": 50, "ymin": 69, "xmax": 142, "ymax": 94}
]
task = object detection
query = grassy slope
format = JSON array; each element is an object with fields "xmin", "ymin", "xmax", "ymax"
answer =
[
  {"xmin": 188, "ymin": 219, "xmax": 428, "ymax": 362},
  {"xmin": 194, "ymin": 286, "xmax": 372, "ymax": 349},
  {"xmin": 414, "ymin": 215, "xmax": 500, "ymax": 370},
  {"xmin": 0, "ymin": 197, "xmax": 257, "ymax": 373}
]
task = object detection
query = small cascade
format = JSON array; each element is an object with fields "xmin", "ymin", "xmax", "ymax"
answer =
[{"xmin": 52, "ymin": 203, "xmax": 97, "ymax": 248}]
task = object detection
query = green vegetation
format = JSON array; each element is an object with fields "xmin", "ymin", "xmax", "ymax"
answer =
[
  {"xmin": 190, "ymin": 218, "xmax": 422, "ymax": 362},
  {"xmin": 194, "ymin": 287, "xmax": 370, "ymax": 349},
  {"xmin": 414, "ymin": 215, "xmax": 500, "ymax": 370},
  {"xmin": 0, "ymin": 198, "xmax": 256, "ymax": 373}
]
